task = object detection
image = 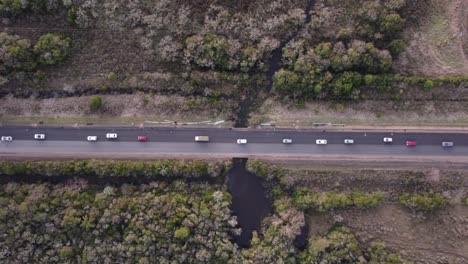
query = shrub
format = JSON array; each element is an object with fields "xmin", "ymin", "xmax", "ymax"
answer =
[
  {"xmin": 462, "ymin": 197, "xmax": 468, "ymax": 205},
  {"xmin": 399, "ymin": 192, "xmax": 449, "ymax": 212},
  {"xmin": 352, "ymin": 192, "xmax": 384, "ymax": 208},
  {"xmin": 423, "ymin": 79, "xmax": 434, "ymax": 91},
  {"xmin": 34, "ymin": 33, "xmax": 71, "ymax": 65},
  {"xmin": 107, "ymin": 72, "xmax": 117, "ymax": 81},
  {"xmin": 301, "ymin": 226, "xmax": 361, "ymax": 263},
  {"xmin": 293, "ymin": 189, "xmax": 384, "ymax": 212},
  {"xmin": 88, "ymin": 96, "xmax": 102, "ymax": 112}
]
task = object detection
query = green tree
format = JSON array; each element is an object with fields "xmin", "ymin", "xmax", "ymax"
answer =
[
  {"xmin": 332, "ymin": 72, "xmax": 362, "ymax": 97},
  {"xmin": 273, "ymin": 69, "xmax": 302, "ymax": 98},
  {"xmin": 174, "ymin": 227, "xmax": 190, "ymax": 239},
  {"xmin": 380, "ymin": 14, "xmax": 403, "ymax": 35}
]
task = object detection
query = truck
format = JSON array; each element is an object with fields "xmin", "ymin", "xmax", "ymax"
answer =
[{"xmin": 195, "ymin": 136, "xmax": 210, "ymax": 142}]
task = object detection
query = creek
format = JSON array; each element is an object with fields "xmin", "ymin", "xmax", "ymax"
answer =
[{"xmin": 234, "ymin": 0, "xmax": 316, "ymax": 127}]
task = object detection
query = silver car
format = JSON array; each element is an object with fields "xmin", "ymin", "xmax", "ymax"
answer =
[
  {"xmin": 344, "ymin": 139, "xmax": 354, "ymax": 144},
  {"xmin": 282, "ymin": 139, "xmax": 293, "ymax": 144},
  {"xmin": 441, "ymin": 142, "xmax": 454, "ymax": 147}
]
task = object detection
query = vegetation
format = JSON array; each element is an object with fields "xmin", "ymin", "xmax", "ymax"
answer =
[
  {"xmin": 399, "ymin": 192, "xmax": 450, "ymax": 212},
  {"xmin": 293, "ymin": 189, "xmax": 384, "ymax": 212},
  {"xmin": 0, "ymin": 160, "xmax": 231, "ymax": 180},
  {"xmin": 463, "ymin": 197, "xmax": 468, "ymax": 205},
  {"xmin": 88, "ymin": 95, "xmax": 102, "ymax": 112},
  {"xmin": 0, "ymin": 32, "xmax": 71, "ymax": 86},
  {"xmin": 34, "ymin": 33, "xmax": 71, "ymax": 65},
  {"xmin": 0, "ymin": 181, "xmax": 240, "ymax": 263},
  {"xmin": 301, "ymin": 226, "xmax": 412, "ymax": 263}
]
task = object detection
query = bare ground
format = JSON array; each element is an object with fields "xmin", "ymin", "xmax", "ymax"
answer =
[
  {"xmin": 395, "ymin": 0, "xmax": 468, "ymax": 76},
  {"xmin": 283, "ymin": 166, "xmax": 468, "ymax": 263},
  {"xmin": 309, "ymin": 205, "xmax": 468, "ymax": 264}
]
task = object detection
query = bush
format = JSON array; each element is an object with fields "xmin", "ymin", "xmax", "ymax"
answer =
[
  {"xmin": 352, "ymin": 192, "xmax": 384, "ymax": 208},
  {"xmin": 293, "ymin": 189, "xmax": 384, "ymax": 212},
  {"xmin": 423, "ymin": 79, "xmax": 434, "ymax": 91},
  {"xmin": 34, "ymin": 33, "xmax": 71, "ymax": 65},
  {"xmin": 88, "ymin": 96, "xmax": 102, "ymax": 112},
  {"xmin": 463, "ymin": 197, "xmax": 468, "ymax": 205},
  {"xmin": 399, "ymin": 192, "xmax": 449, "ymax": 212}
]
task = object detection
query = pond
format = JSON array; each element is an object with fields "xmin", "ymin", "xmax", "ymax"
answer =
[{"xmin": 227, "ymin": 158, "xmax": 272, "ymax": 247}]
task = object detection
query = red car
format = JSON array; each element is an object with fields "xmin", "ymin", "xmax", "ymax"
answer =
[
  {"xmin": 137, "ymin": 136, "xmax": 147, "ymax": 142},
  {"xmin": 406, "ymin": 141, "xmax": 416, "ymax": 146}
]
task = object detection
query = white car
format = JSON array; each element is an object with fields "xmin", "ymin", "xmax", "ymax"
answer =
[
  {"xmin": 383, "ymin": 137, "xmax": 393, "ymax": 143},
  {"xmin": 316, "ymin": 139, "xmax": 327, "ymax": 145},
  {"xmin": 282, "ymin": 139, "xmax": 293, "ymax": 144},
  {"xmin": 87, "ymin": 136, "xmax": 98, "ymax": 141},
  {"xmin": 106, "ymin": 133, "xmax": 118, "ymax": 139},
  {"xmin": 237, "ymin": 139, "xmax": 247, "ymax": 144},
  {"xmin": 1, "ymin": 136, "xmax": 12, "ymax": 142},
  {"xmin": 34, "ymin": 134, "xmax": 46, "ymax": 140},
  {"xmin": 344, "ymin": 139, "xmax": 354, "ymax": 144}
]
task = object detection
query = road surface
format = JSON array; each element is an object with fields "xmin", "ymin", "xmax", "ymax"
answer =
[{"xmin": 0, "ymin": 126, "xmax": 467, "ymax": 159}]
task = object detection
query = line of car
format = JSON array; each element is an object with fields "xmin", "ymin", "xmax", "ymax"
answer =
[{"xmin": 0, "ymin": 134, "xmax": 456, "ymax": 147}]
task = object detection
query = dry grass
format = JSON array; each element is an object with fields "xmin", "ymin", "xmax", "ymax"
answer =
[
  {"xmin": 394, "ymin": 0, "xmax": 468, "ymax": 76},
  {"xmin": 252, "ymin": 98, "xmax": 468, "ymax": 127},
  {"xmin": 0, "ymin": 93, "xmax": 233, "ymax": 125}
]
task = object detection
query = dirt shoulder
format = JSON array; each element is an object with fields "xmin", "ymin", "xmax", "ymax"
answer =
[
  {"xmin": 0, "ymin": 93, "xmax": 233, "ymax": 126},
  {"xmin": 252, "ymin": 97, "xmax": 468, "ymax": 129}
]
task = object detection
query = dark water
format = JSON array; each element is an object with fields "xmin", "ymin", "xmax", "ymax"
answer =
[
  {"xmin": 293, "ymin": 222, "xmax": 309, "ymax": 250},
  {"xmin": 228, "ymin": 158, "xmax": 272, "ymax": 247}
]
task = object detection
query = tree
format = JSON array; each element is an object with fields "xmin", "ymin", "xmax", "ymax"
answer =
[
  {"xmin": 174, "ymin": 227, "xmax": 190, "ymax": 239},
  {"xmin": 34, "ymin": 33, "xmax": 71, "ymax": 65},
  {"xmin": 332, "ymin": 72, "xmax": 362, "ymax": 97},
  {"xmin": 272, "ymin": 69, "xmax": 302, "ymax": 98},
  {"xmin": 88, "ymin": 96, "xmax": 102, "ymax": 113},
  {"xmin": 380, "ymin": 14, "xmax": 403, "ymax": 36}
]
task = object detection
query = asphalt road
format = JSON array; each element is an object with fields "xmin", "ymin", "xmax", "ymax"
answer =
[{"xmin": 0, "ymin": 126, "xmax": 467, "ymax": 158}]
